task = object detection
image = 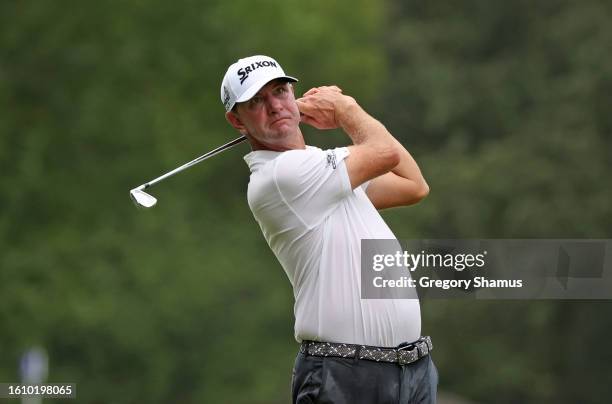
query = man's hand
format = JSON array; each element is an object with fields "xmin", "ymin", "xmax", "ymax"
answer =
[{"xmin": 296, "ymin": 86, "xmax": 356, "ymax": 130}]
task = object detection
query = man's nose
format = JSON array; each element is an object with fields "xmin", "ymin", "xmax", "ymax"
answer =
[{"xmin": 265, "ymin": 96, "xmax": 283, "ymax": 113}]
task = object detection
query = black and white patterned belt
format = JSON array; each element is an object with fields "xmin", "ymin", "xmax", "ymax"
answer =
[{"xmin": 299, "ymin": 336, "xmax": 433, "ymax": 366}]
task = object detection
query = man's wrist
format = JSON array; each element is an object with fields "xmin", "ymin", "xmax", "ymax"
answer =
[{"xmin": 337, "ymin": 99, "xmax": 364, "ymax": 132}]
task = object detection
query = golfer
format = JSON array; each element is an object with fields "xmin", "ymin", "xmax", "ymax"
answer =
[{"xmin": 222, "ymin": 55, "xmax": 437, "ymax": 403}]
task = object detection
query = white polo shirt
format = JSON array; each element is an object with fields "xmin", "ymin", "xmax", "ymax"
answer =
[{"xmin": 244, "ymin": 146, "xmax": 421, "ymax": 347}]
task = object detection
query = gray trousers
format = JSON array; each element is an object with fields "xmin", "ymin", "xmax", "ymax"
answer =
[{"xmin": 291, "ymin": 351, "xmax": 438, "ymax": 404}]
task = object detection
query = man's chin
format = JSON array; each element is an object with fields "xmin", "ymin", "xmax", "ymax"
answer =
[
  {"xmin": 270, "ymin": 121, "xmax": 299, "ymax": 135},
  {"xmin": 259, "ymin": 129, "xmax": 302, "ymax": 150}
]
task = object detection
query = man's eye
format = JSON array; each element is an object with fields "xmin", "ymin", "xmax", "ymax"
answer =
[{"xmin": 249, "ymin": 97, "xmax": 262, "ymax": 106}]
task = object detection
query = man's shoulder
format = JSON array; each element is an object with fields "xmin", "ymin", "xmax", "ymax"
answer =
[
  {"xmin": 282, "ymin": 146, "xmax": 324, "ymax": 158},
  {"xmin": 278, "ymin": 146, "xmax": 351, "ymax": 166},
  {"xmin": 276, "ymin": 146, "xmax": 323, "ymax": 165},
  {"xmin": 247, "ymin": 146, "xmax": 348, "ymax": 188},
  {"xmin": 244, "ymin": 146, "xmax": 322, "ymax": 168},
  {"xmin": 246, "ymin": 149, "xmax": 323, "ymax": 213},
  {"xmin": 274, "ymin": 146, "xmax": 348, "ymax": 184}
]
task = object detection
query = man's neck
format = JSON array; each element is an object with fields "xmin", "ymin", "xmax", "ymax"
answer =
[{"xmin": 248, "ymin": 133, "xmax": 306, "ymax": 152}]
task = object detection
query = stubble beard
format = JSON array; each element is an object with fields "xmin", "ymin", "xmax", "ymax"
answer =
[{"xmin": 258, "ymin": 117, "xmax": 303, "ymax": 151}]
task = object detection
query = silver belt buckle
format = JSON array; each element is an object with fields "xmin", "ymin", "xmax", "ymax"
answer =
[
  {"xmin": 416, "ymin": 340, "xmax": 429, "ymax": 356},
  {"xmin": 397, "ymin": 340, "xmax": 415, "ymax": 351},
  {"xmin": 397, "ymin": 346, "xmax": 419, "ymax": 365}
]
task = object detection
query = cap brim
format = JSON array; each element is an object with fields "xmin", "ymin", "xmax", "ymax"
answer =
[{"xmin": 235, "ymin": 75, "xmax": 298, "ymax": 104}]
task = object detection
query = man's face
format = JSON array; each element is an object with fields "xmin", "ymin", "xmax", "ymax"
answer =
[{"xmin": 227, "ymin": 79, "xmax": 301, "ymax": 149}]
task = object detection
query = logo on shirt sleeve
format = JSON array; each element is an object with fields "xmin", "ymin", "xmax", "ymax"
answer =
[{"xmin": 326, "ymin": 151, "xmax": 337, "ymax": 169}]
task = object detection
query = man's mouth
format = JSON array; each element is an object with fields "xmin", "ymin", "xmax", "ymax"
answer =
[{"xmin": 271, "ymin": 117, "xmax": 291, "ymax": 126}]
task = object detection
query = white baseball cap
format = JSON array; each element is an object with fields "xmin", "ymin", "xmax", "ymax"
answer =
[{"xmin": 220, "ymin": 55, "xmax": 298, "ymax": 112}]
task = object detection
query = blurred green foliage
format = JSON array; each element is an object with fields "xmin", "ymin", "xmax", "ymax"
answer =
[{"xmin": 1, "ymin": 0, "xmax": 611, "ymax": 403}]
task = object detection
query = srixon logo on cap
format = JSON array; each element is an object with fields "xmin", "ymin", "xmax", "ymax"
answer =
[{"xmin": 237, "ymin": 60, "xmax": 278, "ymax": 85}]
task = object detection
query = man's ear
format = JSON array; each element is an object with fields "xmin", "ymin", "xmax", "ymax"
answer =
[{"xmin": 225, "ymin": 110, "xmax": 247, "ymax": 135}]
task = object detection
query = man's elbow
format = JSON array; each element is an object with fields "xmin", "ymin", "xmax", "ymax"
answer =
[
  {"xmin": 407, "ymin": 181, "xmax": 430, "ymax": 205},
  {"xmin": 381, "ymin": 147, "xmax": 401, "ymax": 173},
  {"xmin": 417, "ymin": 181, "xmax": 430, "ymax": 200}
]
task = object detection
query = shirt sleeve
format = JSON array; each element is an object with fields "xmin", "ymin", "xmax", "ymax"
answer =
[{"xmin": 272, "ymin": 147, "xmax": 353, "ymax": 229}]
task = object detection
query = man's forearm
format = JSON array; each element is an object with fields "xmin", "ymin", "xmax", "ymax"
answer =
[
  {"xmin": 339, "ymin": 103, "xmax": 426, "ymax": 185},
  {"xmin": 338, "ymin": 102, "xmax": 397, "ymax": 149},
  {"xmin": 387, "ymin": 137, "xmax": 428, "ymax": 186}
]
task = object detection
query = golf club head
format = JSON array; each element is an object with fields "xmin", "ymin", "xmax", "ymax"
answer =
[{"xmin": 130, "ymin": 188, "xmax": 157, "ymax": 208}]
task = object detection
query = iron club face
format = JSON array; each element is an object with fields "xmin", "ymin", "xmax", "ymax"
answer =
[
  {"xmin": 130, "ymin": 187, "xmax": 157, "ymax": 208},
  {"xmin": 129, "ymin": 135, "xmax": 247, "ymax": 209}
]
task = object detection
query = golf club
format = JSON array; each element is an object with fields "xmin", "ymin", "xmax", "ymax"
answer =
[{"xmin": 130, "ymin": 135, "xmax": 247, "ymax": 208}]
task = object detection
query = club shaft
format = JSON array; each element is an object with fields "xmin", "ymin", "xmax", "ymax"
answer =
[{"xmin": 143, "ymin": 135, "xmax": 247, "ymax": 189}]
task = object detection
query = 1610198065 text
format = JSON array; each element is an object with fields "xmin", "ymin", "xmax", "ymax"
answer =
[{"xmin": 0, "ymin": 383, "xmax": 76, "ymax": 398}]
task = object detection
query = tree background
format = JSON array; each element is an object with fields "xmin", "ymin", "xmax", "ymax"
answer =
[{"xmin": 1, "ymin": 0, "xmax": 611, "ymax": 402}]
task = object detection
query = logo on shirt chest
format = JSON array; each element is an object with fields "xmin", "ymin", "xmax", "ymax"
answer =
[{"xmin": 326, "ymin": 151, "xmax": 337, "ymax": 169}]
